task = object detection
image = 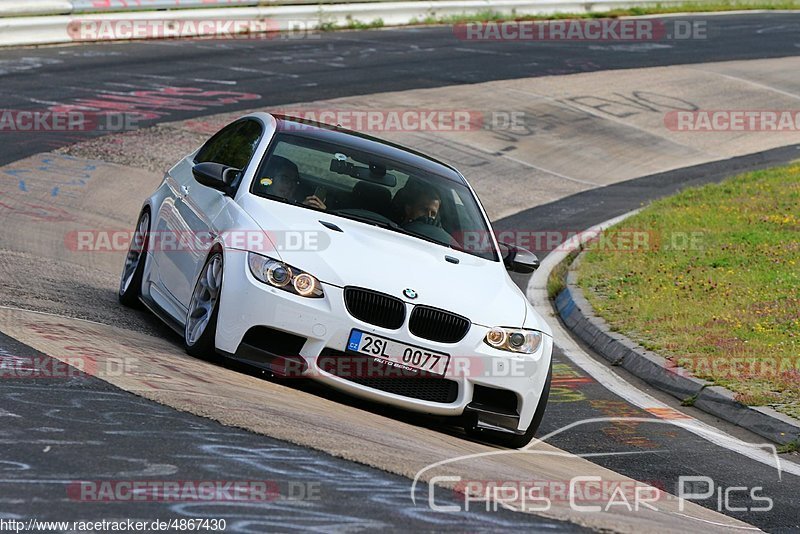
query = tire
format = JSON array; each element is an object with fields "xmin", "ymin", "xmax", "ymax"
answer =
[
  {"xmin": 118, "ymin": 210, "xmax": 150, "ymax": 308},
  {"xmin": 184, "ymin": 251, "xmax": 223, "ymax": 359},
  {"xmin": 465, "ymin": 362, "xmax": 552, "ymax": 448}
]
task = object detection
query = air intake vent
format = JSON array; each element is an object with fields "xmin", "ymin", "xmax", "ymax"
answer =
[
  {"xmin": 343, "ymin": 287, "xmax": 405, "ymax": 329},
  {"xmin": 319, "ymin": 350, "xmax": 458, "ymax": 403},
  {"xmin": 409, "ymin": 306, "xmax": 470, "ymax": 343}
]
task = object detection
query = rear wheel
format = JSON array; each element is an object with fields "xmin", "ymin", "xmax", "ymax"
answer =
[
  {"xmin": 118, "ymin": 210, "xmax": 150, "ymax": 307},
  {"xmin": 465, "ymin": 362, "xmax": 552, "ymax": 448},
  {"xmin": 184, "ymin": 252, "xmax": 223, "ymax": 358}
]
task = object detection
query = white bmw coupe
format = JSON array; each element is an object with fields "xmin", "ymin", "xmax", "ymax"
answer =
[{"xmin": 119, "ymin": 113, "xmax": 552, "ymax": 447}]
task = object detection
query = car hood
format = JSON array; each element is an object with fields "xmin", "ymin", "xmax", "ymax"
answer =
[{"xmin": 240, "ymin": 197, "xmax": 532, "ymax": 328}]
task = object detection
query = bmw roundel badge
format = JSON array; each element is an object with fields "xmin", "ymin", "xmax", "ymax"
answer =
[{"xmin": 403, "ymin": 288, "xmax": 418, "ymax": 299}]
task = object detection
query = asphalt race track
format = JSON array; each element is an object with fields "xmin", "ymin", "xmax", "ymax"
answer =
[
  {"xmin": 0, "ymin": 331, "xmax": 588, "ymax": 532},
  {"xmin": 1, "ymin": 13, "xmax": 800, "ymax": 166},
  {"xmin": 1, "ymin": 12, "xmax": 800, "ymax": 533}
]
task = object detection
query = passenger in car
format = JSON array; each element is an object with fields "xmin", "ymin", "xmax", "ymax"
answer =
[{"xmin": 256, "ymin": 155, "xmax": 327, "ymax": 210}]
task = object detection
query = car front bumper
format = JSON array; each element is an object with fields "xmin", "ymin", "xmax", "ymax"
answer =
[{"xmin": 216, "ymin": 249, "xmax": 552, "ymax": 432}]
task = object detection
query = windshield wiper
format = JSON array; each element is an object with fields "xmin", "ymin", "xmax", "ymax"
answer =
[
  {"xmin": 333, "ymin": 210, "xmax": 471, "ymax": 255},
  {"xmin": 333, "ymin": 211, "xmax": 402, "ymax": 230},
  {"xmin": 257, "ymin": 193, "xmax": 299, "ymax": 207}
]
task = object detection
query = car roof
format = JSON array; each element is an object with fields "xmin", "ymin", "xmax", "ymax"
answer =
[{"xmin": 268, "ymin": 114, "xmax": 467, "ymax": 185}]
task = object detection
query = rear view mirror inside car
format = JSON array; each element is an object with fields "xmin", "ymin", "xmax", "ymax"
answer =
[{"xmin": 329, "ymin": 157, "xmax": 397, "ymax": 187}]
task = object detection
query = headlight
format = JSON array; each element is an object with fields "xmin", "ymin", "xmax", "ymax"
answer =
[
  {"xmin": 292, "ymin": 273, "xmax": 317, "ymax": 297},
  {"xmin": 484, "ymin": 327, "xmax": 543, "ymax": 354},
  {"xmin": 247, "ymin": 252, "xmax": 323, "ymax": 298}
]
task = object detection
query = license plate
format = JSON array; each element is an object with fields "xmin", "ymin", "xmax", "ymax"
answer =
[{"xmin": 346, "ymin": 330, "xmax": 450, "ymax": 377}]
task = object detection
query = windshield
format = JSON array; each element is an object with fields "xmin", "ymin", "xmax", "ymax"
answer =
[{"xmin": 250, "ymin": 132, "xmax": 498, "ymax": 261}]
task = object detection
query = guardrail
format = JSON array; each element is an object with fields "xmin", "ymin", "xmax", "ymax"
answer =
[
  {"xmin": 0, "ymin": 0, "xmax": 692, "ymax": 48},
  {"xmin": 71, "ymin": 0, "xmax": 261, "ymax": 12},
  {"xmin": 0, "ymin": 0, "xmax": 402, "ymax": 17},
  {"xmin": 0, "ymin": 1, "xmax": 72, "ymax": 17}
]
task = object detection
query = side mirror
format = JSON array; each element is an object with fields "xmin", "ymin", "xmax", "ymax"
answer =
[
  {"xmin": 192, "ymin": 162, "xmax": 239, "ymax": 196},
  {"xmin": 500, "ymin": 242, "xmax": 540, "ymax": 273}
]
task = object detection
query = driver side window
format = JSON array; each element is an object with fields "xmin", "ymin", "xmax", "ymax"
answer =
[
  {"xmin": 195, "ymin": 119, "xmax": 263, "ymax": 171},
  {"xmin": 194, "ymin": 119, "xmax": 263, "ymax": 195}
]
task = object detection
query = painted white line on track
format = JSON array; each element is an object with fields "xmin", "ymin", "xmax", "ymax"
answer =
[
  {"xmin": 190, "ymin": 77, "xmax": 238, "ymax": 85},
  {"xmin": 690, "ymin": 69, "xmax": 800, "ymax": 101},
  {"xmin": 526, "ymin": 211, "xmax": 800, "ymax": 479},
  {"xmin": 500, "ymin": 153, "xmax": 600, "ymax": 187},
  {"xmin": 671, "ymin": 512, "xmax": 761, "ymax": 530}
]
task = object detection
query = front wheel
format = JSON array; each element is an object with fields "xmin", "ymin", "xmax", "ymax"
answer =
[
  {"xmin": 184, "ymin": 252, "xmax": 223, "ymax": 358},
  {"xmin": 119, "ymin": 210, "xmax": 150, "ymax": 307},
  {"xmin": 465, "ymin": 362, "xmax": 552, "ymax": 448}
]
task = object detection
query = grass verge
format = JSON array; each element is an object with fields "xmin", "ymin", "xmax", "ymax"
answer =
[
  {"xmin": 576, "ymin": 163, "xmax": 800, "ymax": 419},
  {"xmin": 548, "ymin": 249, "xmax": 580, "ymax": 300}
]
